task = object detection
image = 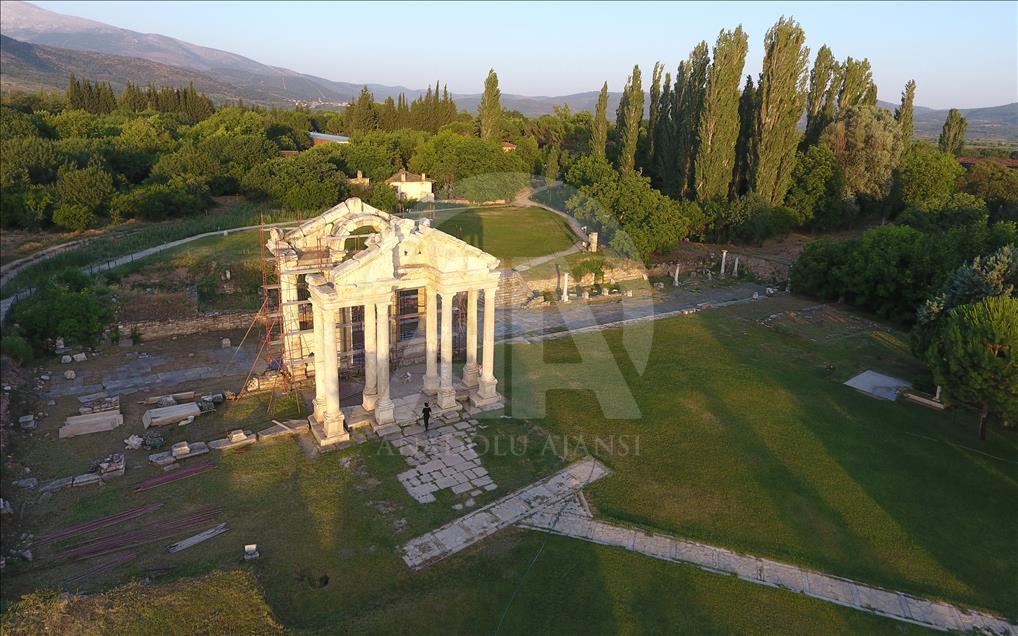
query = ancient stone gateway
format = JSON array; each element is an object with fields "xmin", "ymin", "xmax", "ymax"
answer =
[{"xmin": 267, "ymin": 198, "xmax": 502, "ymax": 448}]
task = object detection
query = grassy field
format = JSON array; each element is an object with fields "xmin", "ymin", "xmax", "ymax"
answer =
[
  {"xmin": 503, "ymin": 295, "xmax": 1018, "ymax": 620},
  {"xmin": 3, "ymin": 295, "xmax": 1012, "ymax": 632},
  {"xmin": 435, "ymin": 206, "xmax": 577, "ymax": 265}
]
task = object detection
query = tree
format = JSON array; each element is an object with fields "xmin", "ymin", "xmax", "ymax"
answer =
[
  {"xmin": 346, "ymin": 87, "xmax": 380, "ymax": 133},
  {"xmin": 914, "ymin": 244, "xmax": 1017, "ymax": 357},
  {"xmin": 54, "ymin": 162, "xmax": 114, "ymax": 216},
  {"xmin": 821, "ymin": 105, "xmax": 902, "ymax": 202},
  {"xmin": 591, "ymin": 82, "xmax": 609, "ymax": 159},
  {"xmin": 543, "ymin": 145, "xmax": 560, "ymax": 184},
  {"xmin": 751, "ymin": 17, "xmax": 810, "ymax": 206},
  {"xmin": 614, "ymin": 65, "xmax": 643, "ymax": 176},
  {"xmin": 694, "ymin": 26, "xmax": 749, "ymax": 201},
  {"xmin": 730, "ymin": 75, "xmax": 757, "ymax": 198},
  {"xmin": 646, "ymin": 62, "xmax": 664, "ymax": 165},
  {"xmin": 673, "ymin": 43, "xmax": 709, "ymax": 197},
  {"xmin": 960, "ymin": 162, "xmax": 1018, "ymax": 215},
  {"xmin": 893, "ymin": 147, "xmax": 964, "ymax": 212},
  {"xmin": 478, "ymin": 69, "xmax": 502, "ymax": 142},
  {"xmin": 895, "ymin": 80, "xmax": 916, "ymax": 155},
  {"xmin": 926, "ymin": 296, "xmax": 1017, "ymax": 439},
  {"xmin": 804, "ymin": 45, "xmax": 837, "ymax": 146},
  {"xmin": 784, "ymin": 144, "xmax": 843, "ymax": 225},
  {"xmin": 939, "ymin": 109, "xmax": 967, "ymax": 155},
  {"xmin": 837, "ymin": 57, "xmax": 877, "ymax": 111}
]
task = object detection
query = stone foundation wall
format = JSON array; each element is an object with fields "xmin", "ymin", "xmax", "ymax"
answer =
[
  {"xmin": 119, "ymin": 311, "xmax": 262, "ymax": 341},
  {"xmin": 648, "ymin": 250, "xmax": 791, "ymax": 283},
  {"xmin": 527, "ymin": 263, "xmax": 649, "ymax": 293}
]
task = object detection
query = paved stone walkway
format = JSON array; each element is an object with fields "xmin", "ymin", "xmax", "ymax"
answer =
[
  {"xmin": 391, "ymin": 415, "xmax": 498, "ymax": 505},
  {"xmin": 520, "ymin": 499, "xmax": 1017, "ymax": 635},
  {"xmin": 399, "ymin": 457, "xmax": 610, "ymax": 570}
]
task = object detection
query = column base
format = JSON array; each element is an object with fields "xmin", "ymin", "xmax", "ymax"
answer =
[
  {"xmin": 309, "ymin": 413, "xmax": 351, "ymax": 449},
  {"xmin": 362, "ymin": 389, "xmax": 377, "ymax": 412},
  {"xmin": 471, "ymin": 377, "xmax": 500, "ymax": 407},
  {"xmin": 436, "ymin": 385, "xmax": 458, "ymax": 410},
  {"xmin": 461, "ymin": 363, "xmax": 479, "ymax": 388},
  {"xmin": 374, "ymin": 398, "xmax": 395, "ymax": 426},
  {"xmin": 312, "ymin": 398, "xmax": 325, "ymax": 422},
  {"xmin": 423, "ymin": 373, "xmax": 439, "ymax": 395}
]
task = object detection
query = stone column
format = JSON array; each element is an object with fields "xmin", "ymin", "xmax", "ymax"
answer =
[
  {"xmin": 588, "ymin": 231, "xmax": 598, "ymax": 253},
  {"xmin": 561, "ymin": 272, "xmax": 570, "ymax": 302},
  {"xmin": 311, "ymin": 303, "xmax": 326, "ymax": 420},
  {"xmin": 720, "ymin": 250, "xmax": 728, "ymax": 278},
  {"xmin": 733, "ymin": 256, "xmax": 740, "ymax": 278},
  {"xmin": 279, "ymin": 274, "xmax": 303, "ymax": 371},
  {"xmin": 437, "ymin": 290, "xmax": 457, "ymax": 409},
  {"xmin": 423, "ymin": 287, "xmax": 439, "ymax": 394},
  {"xmin": 362, "ymin": 302, "xmax": 377, "ymax": 411},
  {"xmin": 321, "ymin": 308, "xmax": 345, "ymax": 436},
  {"xmin": 462, "ymin": 289, "xmax": 479, "ymax": 387},
  {"xmin": 473, "ymin": 286, "xmax": 499, "ymax": 405},
  {"xmin": 374, "ymin": 301, "xmax": 395, "ymax": 424}
]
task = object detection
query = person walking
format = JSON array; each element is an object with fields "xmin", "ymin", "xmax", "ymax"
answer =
[{"xmin": 422, "ymin": 403, "xmax": 432, "ymax": 431}]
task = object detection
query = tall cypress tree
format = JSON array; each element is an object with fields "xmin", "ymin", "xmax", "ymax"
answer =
[
  {"xmin": 66, "ymin": 74, "xmax": 83, "ymax": 110},
  {"xmin": 591, "ymin": 82, "xmax": 609, "ymax": 159},
  {"xmin": 804, "ymin": 45, "xmax": 836, "ymax": 146},
  {"xmin": 674, "ymin": 42, "xmax": 709, "ymax": 198},
  {"xmin": 731, "ymin": 75, "xmax": 757, "ymax": 198},
  {"xmin": 615, "ymin": 65, "xmax": 643, "ymax": 175},
  {"xmin": 694, "ymin": 26, "xmax": 749, "ymax": 201},
  {"xmin": 478, "ymin": 68, "xmax": 502, "ymax": 141},
  {"xmin": 895, "ymin": 79, "xmax": 917, "ymax": 154},
  {"xmin": 752, "ymin": 17, "xmax": 810, "ymax": 206},
  {"xmin": 939, "ymin": 108, "xmax": 967, "ymax": 155}
]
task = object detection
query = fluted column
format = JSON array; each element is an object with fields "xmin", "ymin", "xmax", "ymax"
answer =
[
  {"xmin": 437, "ymin": 290, "xmax": 457, "ymax": 409},
  {"xmin": 374, "ymin": 301, "xmax": 395, "ymax": 424},
  {"xmin": 423, "ymin": 287, "xmax": 439, "ymax": 394},
  {"xmin": 321, "ymin": 307, "xmax": 344, "ymax": 435},
  {"xmin": 462, "ymin": 289, "xmax": 479, "ymax": 387},
  {"xmin": 311, "ymin": 303, "xmax": 326, "ymax": 420},
  {"xmin": 280, "ymin": 274, "xmax": 302, "ymax": 370},
  {"xmin": 475, "ymin": 286, "xmax": 499, "ymax": 403},
  {"xmin": 362, "ymin": 302, "xmax": 377, "ymax": 411}
]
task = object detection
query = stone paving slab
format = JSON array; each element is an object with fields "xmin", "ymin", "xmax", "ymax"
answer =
[
  {"xmin": 520, "ymin": 513, "xmax": 1017, "ymax": 634},
  {"xmin": 399, "ymin": 458, "xmax": 610, "ymax": 569}
]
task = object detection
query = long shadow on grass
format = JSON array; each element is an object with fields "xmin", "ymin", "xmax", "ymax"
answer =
[{"xmin": 696, "ymin": 310, "xmax": 1018, "ymax": 618}]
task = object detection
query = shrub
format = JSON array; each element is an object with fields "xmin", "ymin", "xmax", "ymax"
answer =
[
  {"xmin": 1, "ymin": 334, "xmax": 33, "ymax": 364},
  {"xmin": 52, "ymin": 203, "xmax": 96, "ymax": 231}
]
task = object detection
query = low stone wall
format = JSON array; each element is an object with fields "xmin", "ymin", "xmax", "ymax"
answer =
[
  {"xmin": 527, "ymin": 263, "xmax": 649, "ymax": 293},
  {"xmin": 649, "ymin": 250, "xmax": 791, "ymax": 283},
  {"xmin": 119, "ymin": 311, "xmax": 262, "ymax": 341}
]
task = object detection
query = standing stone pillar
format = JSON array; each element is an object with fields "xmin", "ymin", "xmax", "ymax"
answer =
[
  {"xmin": 720, "ymin": 250, "xmax": 728, "ymax": 278},
  {"xmin": 279, "ymin": 274, "xmax": 297, "ymax": 363},
  {"xmin": 437, "ymin": 290, "xmax": 458, "ymax": 409},
  {"xmin": 374, "ymin": 301, "xmax": 395, "ymax": 424},
  {"xmin": 673, "ymin": 263, "xmax": 681, "ymax": 287},
  {"xmin": 311, "ymin": 303, "xmax": 326, "ymax": 420},
  {"xmin": 733, "ymin": 256, "xmax": 740, "ymax": 278},
  {"xmin": 472, "ymin": 286, "xmax": 499, "ymax": 406},
  {"xmin": 321, "ymin": 308, "xmax": 345, "ymax": 437},
  {"xmin": 362, "ymin": 302, "xmax": 377, "ymax": 411},
  {"xmin": 423, "ymin": 287, "xmax": 439, "ymax": 394},
  {"xmin": 561, "ymin": 272, "xmax": 570, "ymax": 302},
  {"xmin": 588, "ymin": 231, "xmax": 598, "ymax": 253},
  {"xmin": 462, "ymin": 289, "xmax": 479, "ymax": 387}
]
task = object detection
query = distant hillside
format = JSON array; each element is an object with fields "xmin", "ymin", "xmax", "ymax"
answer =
[
  {"xmin": 0, "ymin": 34, "xmax": 284, "ymax": 104},
  {"xmin": 1, "ymin": 0, "xmax": 1014, "ymax": 140}
]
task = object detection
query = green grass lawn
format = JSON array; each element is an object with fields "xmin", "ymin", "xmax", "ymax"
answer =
[
  {"xmin": 501, "ymin": 295, "xmax": 1018, "ymax": 620},
  {"xmin": 435, "ymin": 206, "xmax": 577, "ymax": 265},
  {"xmin": 5, "ymin": 295, "xmax": 1010, "ymax": 632}
]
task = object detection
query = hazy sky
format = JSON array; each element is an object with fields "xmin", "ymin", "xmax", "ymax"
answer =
[{"xmin": 33, "ymin": 1, "xmax": 1018, "ymax": 109}]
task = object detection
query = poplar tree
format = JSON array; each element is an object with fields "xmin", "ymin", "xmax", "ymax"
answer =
[
  {"xmin": 837, "ymin": 57, "xmax": 877, "ymax": 111},
  {"xmin": 674, "ymin": 42, "xmax": 710, "ymax": 197},
  {"xmin": 731, "ymin": 75, "xmax": 757, "ymax": 198},
  {"xmin": 939, "ymin": 108, "xmax": 968, "ymax": 155},
  {"xmin": 804, "ymin": 45, "xmax": 836, "ymax": 146},
  {"xmin": 647, "ymin": 62, "xmax": 664, "ymax": 164},
  {"xmin": 895, "ymin": 79, "xmax": 917, "ymax": 154},
  {"xmin": 478, "ymin": 68, "xmax": 502, "ymax": 141},
  {"xmin": 752, "ymin": 17, "xmax": 810, "ymax": 206},
  {"xmin": 591, "ymin": 81, "xmax": 609, "ymax": 159},
  {"xmin": 615, "ymin": 65, "xmax": 643, "ymax": 175},
  {"xmin": 652, "ymin": 72, "xmax": 674, "ymax": 187},
  {"xmin": 694, "ymin": 26, "xmax": 749, "ymax": 200}
]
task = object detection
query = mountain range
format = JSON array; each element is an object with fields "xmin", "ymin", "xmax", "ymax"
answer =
[{"xmin": 1, "ymin": 0, "xmax": 1015, "ymax": 140}]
